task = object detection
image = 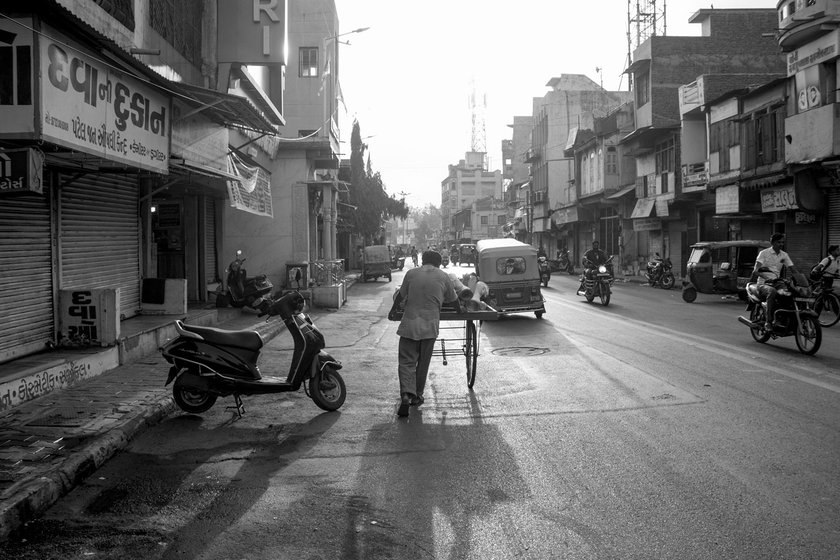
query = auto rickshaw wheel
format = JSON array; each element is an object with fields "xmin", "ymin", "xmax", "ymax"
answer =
[
  {"xmin": 682, "ymin": 287, "xmax": 697, "ymax": 303},
  {"xmin": 387, "ymin": 273, "xmax": 392, "ymax": 282},
  {"xmin": 535, "ymin": 310, "xmax": 544, "ymax": 319}
]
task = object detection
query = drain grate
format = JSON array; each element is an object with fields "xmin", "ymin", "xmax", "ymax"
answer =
[
  {"xmin": 490, "ymin": 347, "xmax": 550, "ymax": 357},
  {"xmin": 25, "ymin": 407, "xmax": 95, "ymax": 428}
]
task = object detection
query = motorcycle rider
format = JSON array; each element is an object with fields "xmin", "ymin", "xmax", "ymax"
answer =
[
  {"xmin": 750, "ymin": 233, "xmax": 796, "ymax": 331},
  {"xmin": 410, "ymin": 245, "xmax": 419, "ymax": 267},
  {"xmin": 812, "ymin": 244, "xmax": 840, "ymax": 290},
  {"xmin": 578, "ymin": 240, "xmax": 608, "ymax": 293}
]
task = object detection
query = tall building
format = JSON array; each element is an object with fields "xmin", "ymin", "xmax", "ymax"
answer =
[{"xmin": 441, "ymin": 151, "xmax": 502, "ymax": 244}]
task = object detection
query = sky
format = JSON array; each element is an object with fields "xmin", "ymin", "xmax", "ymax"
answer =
[{"xmin": 333, "ymin": 0, "xmax": 776, "ymax": 209}]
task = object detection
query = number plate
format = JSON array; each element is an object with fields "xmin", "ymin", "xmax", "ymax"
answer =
[
  {"xmin": 506, "ymin": 292, "xmax": 522, "ymax": 299},
  {"xmin": 797, "ymin": 297, "xmax": 816, "ymax": 303}
]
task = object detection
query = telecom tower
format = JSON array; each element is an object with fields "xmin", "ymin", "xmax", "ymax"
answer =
[
  {"xmin": 469, "ymin": 77, "xmax": 487, "ymax": 169},
  {"xmin": 625, "ymin": 0, "xmax": 667, "ymax": 90}
]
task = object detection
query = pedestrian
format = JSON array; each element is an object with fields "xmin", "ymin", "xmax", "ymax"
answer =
[{"xmin": 394, "ymin": 250, "xmax": 458, "ymax": 417}]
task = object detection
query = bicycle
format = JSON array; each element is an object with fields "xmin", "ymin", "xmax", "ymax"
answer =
[{"xmin": 810, "ymin": 273, "xmax": 840, "ymax": 327}]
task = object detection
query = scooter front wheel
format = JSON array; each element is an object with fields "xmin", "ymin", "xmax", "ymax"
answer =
[
  {"xmin": 310, "ymin": 366, "xmax": 347, "ymax": 411},
  {"xmin": 173, "ymin": 380, "xmax": 218, "ymax": 413}
]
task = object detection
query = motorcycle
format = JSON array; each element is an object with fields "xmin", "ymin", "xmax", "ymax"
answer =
[
  {"xmin": 556, "ymin": 249, "xmax": 575, "ymax": 275},
  {"xmin": 161, "ymin": 291, "xmax": 347, "ymax": 416},
  {"xmin": 218, "ymin": 249, "xmax": 273, "ymax": 309},
  {"xmin": 391, "ymin": 254, "xmax": 405, "ymax": 271},
  {"xmin": 645, "ymin": 253, "xmax": 675, "ymax": 289},
  {"xmin": 538, "ymin": 256, "xmax": 551, "ymax": 287},
  {"xmin": 737, "ymin": 270, "xmax": 822, "ymax": 355},
  {"xmin": 578, "ymin": 255, "xmax": 615, "ymax": 306}
]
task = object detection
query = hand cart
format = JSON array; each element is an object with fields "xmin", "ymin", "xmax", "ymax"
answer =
[{"xmin": 389, "ymin": 306, "xmax": 499, "ymax": 389}]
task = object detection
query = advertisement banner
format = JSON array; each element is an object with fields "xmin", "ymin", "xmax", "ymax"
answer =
[{"xmin": 39, "ymin": 24, "xmax": 170, "ymax": 173}]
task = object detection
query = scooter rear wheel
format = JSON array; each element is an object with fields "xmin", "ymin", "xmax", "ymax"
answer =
[
  {"xmin": 310, "ymin": 366, "xmax": 347, "ymax": 411},
  {"xmin": 173, "ymin": 380, "xmax": 217, "ymax": 413}
]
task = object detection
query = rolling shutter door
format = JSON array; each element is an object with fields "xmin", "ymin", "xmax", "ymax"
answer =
[
  {"xmin": 204, "ymin": 196, "xmax": 218, "ymax": 284},
  {"xmin": 59, "ymin": 174, "xmax": 141, "ymax": 319},
  {"xmin": 828, "ymin": 190, "xmax": 840, "ymax": 247},
  {"xmin": 0, "ymin": 191, "xmax": 54, "ymax": 363},
  {"xmin": 785, "ymin": 219, "xmax": 820, "ymax": 270}
]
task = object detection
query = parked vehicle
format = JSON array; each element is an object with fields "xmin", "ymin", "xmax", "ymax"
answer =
[
  {"xmin": 218, "ymin": 249, "xmax": 273, "ymax": 309},
  {"xmin": 555, "ymin": 249, "xmax": 575, "ymax": 275},
  {"xmin": 682, "ymin": 240, "xmax": 770, "ymax": 303},
  {"xmin": 475, "ymin": 238, "xmax": 546, "ymax": 318},
  {"xmin": 645, "ymin": 253, "xmax": 675, "ymax": 289},
  {"xmin": 538, "ymin": 256, "xmax": 551, "ymax": 287},
  {"xmin": 579, "ymin": 255, "xmax": 615, "ymax": 306},
  {"xmin": 362, "ymin": 245, "xmax": 392, "ymax": 282},
  {"xmin": 161, "ymin": 291, "xmax": 347, "ymax": 415},
  {"xmin": 737, "ymin": 269, "xmax": 821, "ymax": 355}
]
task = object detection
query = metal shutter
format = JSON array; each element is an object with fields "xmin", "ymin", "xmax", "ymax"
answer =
[
  {"xmin": 828, "ymin": 190, "xmax": 840, "ymax": 248},
  {"xmin": 59, "ymin": 174, "xmax": 141, "ymax": 319},
  {"xmin": 0, "ymin": 189, "xmax": 54, "ymax": 363},
  {"xmin": 204, "ymin": 196, "xmax": 218, "ymax": 285},
  {"xmin": 785, "ymin": 219, "xmax": 821, "ymax": 270}
]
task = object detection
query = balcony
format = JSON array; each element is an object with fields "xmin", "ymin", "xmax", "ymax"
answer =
[
  {"xmin": 777, "ymin": 0, "xmax": 840, "ymax": 51},
  {"xmin": 681, "ymin": 161, "xmax": 709, "ymax": 193},
  {"xmin": 785, "ymin": 103, "xmax": 840, "ymax": 164}
]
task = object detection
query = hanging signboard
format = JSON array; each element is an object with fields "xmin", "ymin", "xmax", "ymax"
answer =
[
  {"xmin": 761, "ymin": 185, "xmax": 798, "ymax": 212},
  {"xmin": 0, "ymin": 148, "xmax": 44, "ymax": 194},
  {"xmin": 218, "ymin": 0, "xmax": 288, "ymax": 64},
  {"xmin": 715, "ymin": 184, "xmax": 740, "ymax": 214},
  {"xmin": 39, "ymin": 24, "xmax": 171, "ymax": 174}
]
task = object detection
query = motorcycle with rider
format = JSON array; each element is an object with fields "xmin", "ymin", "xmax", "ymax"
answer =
[{"xmin": 577, "ymin": 241, "xmax": 614, "ymax": 306}]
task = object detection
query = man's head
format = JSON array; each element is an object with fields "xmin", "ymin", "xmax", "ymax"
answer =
[
  {"xmin": 422, "ymin": 250, "xmax": 442, "ymax": 268},
  {"xmin": 829, "ymin": 244, "xmax": 840, "ymax": 258},
  {"xmin": 592, "ymin": 241, "xmax": 600, "ymax": 250},
  {"xmin": 771, "ymin": 233, "xmax": 785, "ymax": 253}
]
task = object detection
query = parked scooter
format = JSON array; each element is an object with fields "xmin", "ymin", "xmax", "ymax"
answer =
[
  {"xmin": 737, "ymin": 268, "xmax": 821, "ymax": 355},
  {"xmin": 218, "ymin": 249, "xmax": 273, "ymax": 309},
  {"xmin": 538, "ymin": 256, "xmax": 551, "ymax": 287},
  {"xmin": 161, "ymin": 291, "xmax": 347, "ymax": 416},
  {"xmin": 645, "ymin": 253, "xmax": 676, "ymax": 289},
  {"xmin": 556, "ymin": 249, "xmax": 575, "ymax": 275}
]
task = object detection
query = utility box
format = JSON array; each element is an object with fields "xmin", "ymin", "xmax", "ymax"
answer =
[{"xmin": 59, "ymin": 288, "xmax": 121, "ymax": 346}]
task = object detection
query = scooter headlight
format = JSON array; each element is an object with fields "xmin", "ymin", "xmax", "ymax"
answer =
[{"xmin": 598, "ymin": 265, "xmax": 607, "ymax": 274}]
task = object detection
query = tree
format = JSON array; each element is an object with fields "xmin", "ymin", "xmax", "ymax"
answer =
[
  {"xmin": 348, "ymin": 121, "xmax": 409, "ymax": 245},
  {"xmin": 412, "ymin": 204, "xmax": 442, "ymax": 248}
]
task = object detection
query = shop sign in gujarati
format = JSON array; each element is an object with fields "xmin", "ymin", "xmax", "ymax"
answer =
[
  {"xmin": 39, "ymin": 24, "xmax": 170, "ymax": 174},
  {"xmin": 760, "ymin": 185, "xmax": 798, "ymax": 212}
]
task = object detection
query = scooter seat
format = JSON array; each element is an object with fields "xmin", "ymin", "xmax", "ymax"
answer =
[{"xmin": 178, "ymin": 322, "xmax": 264, "ymax": 350}]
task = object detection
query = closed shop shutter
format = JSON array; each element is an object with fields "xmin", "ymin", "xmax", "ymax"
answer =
[
  {"xmin": 0, "ymin": 190, "xmax": 54, "ymax": 363},
  {"xmin": 59, "ymin": 174, "xmax": 141, "ymax": 318},
  {"xmin": 204, "ymin": 196, "xmax": 217, "ymax": 284},
  {"xmin": 828, "ymin": 190, "xmax": 840, "ymax": 247},
  {"xmin": 785, "ymin": 217, "xmax": 821, "ymax": 270}
]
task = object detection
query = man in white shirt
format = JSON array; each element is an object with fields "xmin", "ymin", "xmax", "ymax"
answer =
[{"xmin": 751, "ymin": 233, "xmax": 795, "ymax": 331}]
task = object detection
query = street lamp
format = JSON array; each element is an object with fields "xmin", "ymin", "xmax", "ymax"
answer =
[{"xmin": 323, "ymin": 27, "xmax": 370, "ymax": 143}]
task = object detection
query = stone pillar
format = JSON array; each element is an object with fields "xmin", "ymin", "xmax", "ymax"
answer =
[
  {"xmin": 292, "ymin": 182, "xmax": 310, "ymax": 263},
  {"xmin": 322, "ymin": 185, "xmax": 335, "ymax": 260}
]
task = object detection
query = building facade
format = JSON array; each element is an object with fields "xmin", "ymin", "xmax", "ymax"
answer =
[{"xmin": 441, "ymin": 151, "xmax": 502, "ymax": 244}]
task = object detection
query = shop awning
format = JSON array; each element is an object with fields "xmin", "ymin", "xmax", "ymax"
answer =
[
  {"xmin": 630, "ymin": 198, "xmax": 656, "ymax": 219},
  {"xmin": 170, "ymin": 81, "xmax": 280, "ymax": 135},
  {"xmin": 606, "ymin": 184, "xmax": 637, "ymax": 199}
]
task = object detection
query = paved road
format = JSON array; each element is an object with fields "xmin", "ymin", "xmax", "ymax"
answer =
[{"xmin": 5, "ymin": 268, "xmax": 840, "ymax": 560}]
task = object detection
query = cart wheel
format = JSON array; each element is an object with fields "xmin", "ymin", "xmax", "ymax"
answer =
[{"xmin": 464, "ymin": 320, "xmax": 478, "ymax": 389}]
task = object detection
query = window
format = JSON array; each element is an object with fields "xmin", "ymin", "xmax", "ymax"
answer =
[
  {"xmin": 496, "ymin": 257, "xmax": 526, "ymax": 276},
  {"xmin": 606, "ymin": 147, "xmax": 618, "ymax": 174},
  {"xmin": 480, "ymin": 216, "xmax": 488, "ymax": 225},
  {"xmin": 655, "ymin": 137, "xmax": 675, "ymax": 174},
  {"xmin": 794, "ymin": 62, "xmax": 836, "ymax": 114},
  {"xmin": 636, "ymin": 72, "xmax": 650, "ymax": 107},
  {"xmin": 299, "ymin": 47, "xmax": 318, "ymax": 77},
  {"xmin": 497, "ymin": 215, "xmax": 506, "ymax": 225},
  {"xmin": 709, "ymin": 119, "xmax": 739, "ymax": 171},
  {"xmin": 746, "ymin": 109, "xmax": 785, "ymax": 167}
]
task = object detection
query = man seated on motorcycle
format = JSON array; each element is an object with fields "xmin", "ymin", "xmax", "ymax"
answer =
[
  {"xmin": 578, "ymin": 241, "xmax": 607, "ymax": 293},
  {"xmin": 750, "ymin": 233, "xmax": 796, "ymax": 331}
]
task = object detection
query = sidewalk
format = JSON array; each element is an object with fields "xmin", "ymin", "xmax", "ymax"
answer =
[{"xmin": 0, "ymin": 278, "xmax": 356, "ymax": 542}]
